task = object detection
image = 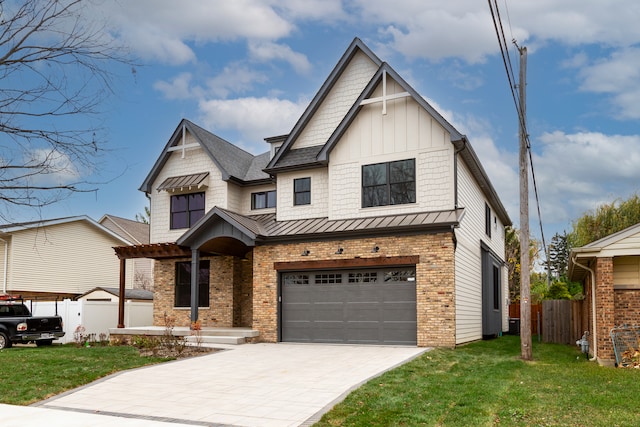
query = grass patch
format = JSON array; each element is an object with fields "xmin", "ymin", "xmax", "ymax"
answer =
[
  {"xmin": 315, "ymin": 336, "xmax": 640, "ymax": 427},
  {"xmin": 0, "ymin": 344, "xmax": 169, "ymax": 405}
]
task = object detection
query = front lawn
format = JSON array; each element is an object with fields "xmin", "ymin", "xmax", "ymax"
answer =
[
  {"xmin": 0, "ymin": 344, "xmax": 169, "ymax": 405},
  {"xmin": 315, "ymin": 335, "xmax": 640, "ymax": 426}
]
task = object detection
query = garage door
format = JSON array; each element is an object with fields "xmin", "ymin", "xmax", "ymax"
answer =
[{"xmin": 281, "ymin": 267, "xmax": 417, "ymax": 345}]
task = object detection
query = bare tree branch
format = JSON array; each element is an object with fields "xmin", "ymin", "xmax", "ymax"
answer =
[{"xmin": 0, "ymin": 0, "xmax": 133, "ymax": 219}]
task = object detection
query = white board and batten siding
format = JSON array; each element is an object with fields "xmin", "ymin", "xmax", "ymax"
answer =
[
  {"xmin": 455, "ymin": 159, "xmax": 508, "ymax": 344},
  {"xmin": 328, "ymin": 76, "xmax": 454, "ymax": 221},
  {"xmin": 6, "ymin": 220, "xmax": 134, "ymax": 295}
]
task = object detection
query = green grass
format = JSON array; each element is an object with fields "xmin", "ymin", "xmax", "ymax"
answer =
[
  {"xmin": 0, "ymin": 344, "xmax": 169, "ymax": 405},
  {"xmin": 315, "ymin": 336, "xmax": 640, "ymax": 427}
]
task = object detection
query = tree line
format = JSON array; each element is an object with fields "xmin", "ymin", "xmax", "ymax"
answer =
[{"xmin": 507, "ymin": 194, "xmax": 640, "ymax": 303}]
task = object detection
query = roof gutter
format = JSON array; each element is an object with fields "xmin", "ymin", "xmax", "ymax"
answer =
[{"xmin": 571, "ymin": 254, "xmax": 597, "ymax": 362}]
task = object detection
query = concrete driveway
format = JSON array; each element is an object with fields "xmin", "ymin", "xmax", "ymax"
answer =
[{"xmin": 26, "ymin": 343, "xmax": 426, "ymax": 427}]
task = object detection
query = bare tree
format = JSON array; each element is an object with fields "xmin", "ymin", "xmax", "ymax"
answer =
[{"xmin": 0, "ymin": 0, "xmax": 130, "ymax": 219}]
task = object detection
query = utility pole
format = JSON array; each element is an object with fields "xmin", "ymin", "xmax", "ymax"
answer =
[{"xmin": 518, "ymin": 45, "xmax": 532, "ymax": 361}]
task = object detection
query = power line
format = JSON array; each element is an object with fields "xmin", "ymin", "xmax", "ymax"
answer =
[{"xmin": 489, "ymin": 0, "xmax": 549, "ymax": 268}]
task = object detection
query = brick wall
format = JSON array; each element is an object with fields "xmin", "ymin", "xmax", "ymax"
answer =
[
  {"xmin": 614, "ymin": 289, "xmax": 640, "ymax": 326},
  {"xmin": 153, "ymin": 255, "xmax": 252, "ymax": 328},
  {"xmin": 595, "ymin": 257, "xmax": 615, "ymax": 362},
  {"xmin": 252, "ymin": 232, "xmax": 456, "ymax": 347}
]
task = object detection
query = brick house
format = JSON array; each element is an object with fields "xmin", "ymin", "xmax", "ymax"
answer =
[
  {"xmin": 568, "ymin": 222, "xmax": 640, "ymax": 364},
  {"xmin": 115, "ymin": 38, "xmax": 511, "ymax": 347}
]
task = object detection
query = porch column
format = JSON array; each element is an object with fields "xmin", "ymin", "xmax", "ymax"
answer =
[
  {"xmin": 117, "ymin": 258, "xmax": 126, "ymax": 328},
  {"xmin": 190, "ymin": 248, "xmax": 200, "ymax": 323},
  {"xmin": 595, "ymin": 257, "xmax": 614, "ymax": 361}
]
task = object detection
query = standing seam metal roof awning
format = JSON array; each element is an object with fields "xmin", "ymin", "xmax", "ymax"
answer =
[{"xmin": 157, "ymin": 172, "xmax": 209, "ymax": 192}]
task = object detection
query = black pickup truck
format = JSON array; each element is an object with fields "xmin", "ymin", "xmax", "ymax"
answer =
[{"xmin": 0, "ymin": 301, "xmax": 65, "ymax": 349}]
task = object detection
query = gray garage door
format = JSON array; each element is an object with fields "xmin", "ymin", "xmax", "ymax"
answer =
[{"xmin": 281, "ymin": 267, "xmax": 417, "ymax": 345}]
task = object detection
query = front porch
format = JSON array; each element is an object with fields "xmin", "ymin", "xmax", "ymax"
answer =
[{"xmin": 109, "ymin": 326, "xmax": 260, "ymax": 346}]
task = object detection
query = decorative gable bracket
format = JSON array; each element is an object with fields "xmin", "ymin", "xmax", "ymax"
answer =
[{"xmin": 359, "ymin": 70, "xmax": 410, "ymax": 115}]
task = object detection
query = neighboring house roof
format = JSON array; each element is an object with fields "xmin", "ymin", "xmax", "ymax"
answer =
[
  {"xmin": 0, "ymin": 215, "xmax": 134, "ymax": 245},
  {"xmin": 569, "ymin": 222, "xmax": 640, "ymax": 281},
  {"xmin": 99, "ymin": 214, "xmax": 150, "ymax": 245},
  {"xmin": 139, "ymin": 119, "xmax": 271, "ymax": 194},
  {"xmin": 78, "ymin": 286, "xmax": 153, "ymax": 300}
]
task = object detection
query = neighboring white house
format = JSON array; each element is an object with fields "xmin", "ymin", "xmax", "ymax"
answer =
[
  {"xmin": 115, "ymin": 37, "xmax": 511, "ymax": 348},
  {"xmin": 0, "ymin": 215, "xmax": 150, "ymax": 300}
]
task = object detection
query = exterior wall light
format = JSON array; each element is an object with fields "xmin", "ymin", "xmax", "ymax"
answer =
[
  {"xmin": 301, "ymin": 249, "xmax": 310, "ymax": 256},
  {"xmin": 371, "ymin": 246, "xmax": 380, "ymax": 253},
  {"xmin": 335, "ymin": 247, "xmax": 344, "ymax": 254}
]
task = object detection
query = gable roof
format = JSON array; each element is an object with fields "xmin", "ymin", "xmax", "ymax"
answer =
[
  {"xmin": 98, "ymin": 214, "xmax": 150, "ymax": 245},
  {"xmin": 0, "ymin": 216, "xmax": 134, "ymax": 245},
  {"xmin": 263, "ymin": 39, "xmax": 510, "ymax": 226},
  {"xmin": 568, "ymin": 222, "xmax": 640, "ymax": 281},
  {"xmin": 140, "ymin": 119, "xmax": 271, "ymax": 194},
  {"xmin": 265, "ymin": 37, "xmax": 382, "ymax": 171}
]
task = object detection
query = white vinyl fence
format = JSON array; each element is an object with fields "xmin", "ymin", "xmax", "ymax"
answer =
[{"xmin": 26, "ymin": 299, "xmax": 153, "ymax": 344}]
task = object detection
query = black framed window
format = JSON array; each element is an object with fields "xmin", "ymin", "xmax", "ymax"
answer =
[
  {"xmin": 174, "ymin": 260, "xmax": 210, "ymax": 308},
  {"xmin": 485, "ymin": 202, "xmax": 492, "ymax": 237},
  {"xmin": 362, "ymin": 159, "xmax": 415, "ymax": 207},
  {"xmin": 251, "ymin": 190, "xmax": 276, "ymax": 209},
  {"xmin": 294, "ymin": 177, "xmax": 311, "ymax": 205},
  {"xmin": 493, "ymin": 265, "xmax": 500, "ymax": 310},
  {"xmin": 171, "ymin": 192, "xmax": 205, "ymax": 229}
]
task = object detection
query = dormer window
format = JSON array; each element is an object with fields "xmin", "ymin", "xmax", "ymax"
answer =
[{"xmin": 171, "ymin": 192, "xmax": 205, "ymax": 229}]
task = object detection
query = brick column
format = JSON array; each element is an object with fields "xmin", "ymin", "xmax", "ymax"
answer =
[{"xmin": 595, "ymin": 257, "xmax": 614, "ymax": 362}]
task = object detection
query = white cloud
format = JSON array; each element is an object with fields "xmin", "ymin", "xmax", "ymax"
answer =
[
  {"xmin": 198, "ymin": 97, "xmax": 308, "ymax": 150},
  {"xmin": 248, "ymin": 41, "xmax": 312, "ymax": 74},
  {"xmin": 206, "ymin": 65, "xmax": 269, "ymax": 98},
  {"xmin": 28, "ymin": 149, "xmax": 81, "ymax": 186},
  {"xmin": 153, "ymin": 72, "xmax": 199, "ymax": 100},
  {"xmin": 100, "ymin": 0, "xmax": 295, "ymax": 65}
]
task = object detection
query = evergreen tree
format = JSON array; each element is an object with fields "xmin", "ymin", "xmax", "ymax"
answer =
[{"xmin": 548, "ymin": 232, "xmax": 569, "ymax": 279}]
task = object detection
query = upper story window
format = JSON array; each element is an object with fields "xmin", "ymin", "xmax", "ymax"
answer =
[
  {"xmin": 171, "ymin": 192, "xmax": 205, "ymax": 229},
  {"xmin": 485, "ymin": 203, "xmax": 492, "ymax": 237},
  {"xmin": 252, "ymin": 190, "xmax": 276, "ymax": 210},
  {"xmin": 362, "ymin": 159, "xmax": 415, "ymax": 208},
  {"xmin": 294, "ymin": 177, "xmax": 311, "ymax": 206}
]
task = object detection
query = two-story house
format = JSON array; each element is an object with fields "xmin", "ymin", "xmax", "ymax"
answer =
[{"xmin": 115, "ymin": 38, "xmax": 511, "ymax": 347}]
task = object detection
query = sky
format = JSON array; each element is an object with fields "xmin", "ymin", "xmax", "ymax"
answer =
[{"xmin": 8, "ymin": 0, "xmax": 640, "ymax": 249}]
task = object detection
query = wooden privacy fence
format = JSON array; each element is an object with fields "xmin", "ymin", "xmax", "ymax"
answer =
[
  {"xmin": 509, "ymin": 300, "xmax": 584, "ymax": 344},
  {"xmin": 541, "ymin": 300, "xmax": 584, "ymax": 345},
  {"xmin": 509, "ymin": 303, "xmax": 542, "ymax": 335}
]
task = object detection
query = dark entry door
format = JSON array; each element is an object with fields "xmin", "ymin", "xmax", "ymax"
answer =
[
  {"xmin": 482, "ymin": 245, "xmax": 503, "ymax": 337},
  {"xmin": 281, "ymin": 267, "xmax": 417, "ymax": 345}
]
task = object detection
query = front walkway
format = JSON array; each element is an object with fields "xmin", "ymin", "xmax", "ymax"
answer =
[{"xmin": 34, "ymin": 343, "xmax": 427, "ymax": 427}]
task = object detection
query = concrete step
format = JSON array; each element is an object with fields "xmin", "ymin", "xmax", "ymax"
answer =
[{"xmin": 185, "ymin": 335, "xmax": 245, "ymax": 345}]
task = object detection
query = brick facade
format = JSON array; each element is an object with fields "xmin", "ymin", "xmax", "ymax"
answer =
[
  {"xmin": 594, "ymin": 257, "xmax": 615, "ymax": 362},
  {"xmin": 152, "ymin": 232, "xmax": 456, "ymax": 348},
  {"xmin": 153, "ymin": 255, "xmax": 252, "ymax": 328},
  {"xmin": 252, "ymin": 232, "xmax": 456, "ymax": 347},
  {"xmin": 615, "ymin": 289, "xmax": 640, "ymax": 327}
]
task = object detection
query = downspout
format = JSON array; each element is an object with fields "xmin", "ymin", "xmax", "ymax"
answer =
[
  {"xmin": 0, "ymin": 236, "xmax": 7, "ymax": 294},
  {"xmin": 571, "ymin": 255, "xmax": 597, "ymax": 361},
  {"xmin": 453, "ymin": 138, "xmax": 467, "ymax": 209}
]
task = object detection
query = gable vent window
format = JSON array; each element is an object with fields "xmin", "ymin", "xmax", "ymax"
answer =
[
  {"xmin": 171, "ymin": 192, "xmax": 205, "ymax": 229},
  {"xmin": 362, "ymin": 159, "xmax": 415, "ymax": 208},
  {"xmin": 252, "ymin": 190, "xmax": 276, "ymax": 210},
  {"xmin": 294, "ymin": 177, "xmax": 311, "ymax": 206}
]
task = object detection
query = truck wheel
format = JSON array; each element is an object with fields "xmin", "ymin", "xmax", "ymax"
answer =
[
  {"xmin": 0, "ymin": 332, "xmax": 11, "ymax": 349},
  {"xmin": 36, "ymin": 339, "xmax": 53, "ymax": 347}
]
